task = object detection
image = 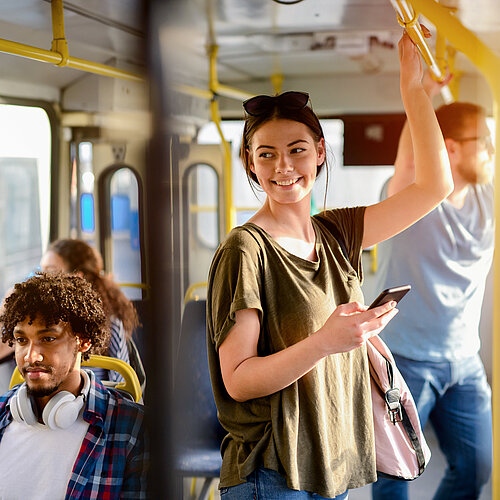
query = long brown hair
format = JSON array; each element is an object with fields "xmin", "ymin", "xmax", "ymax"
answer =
[
  {"xmin": 240, "ymin": 96, "xmax": 327, "ymax": 186},
  {"xmin": 47, "ymin": 239, "xmax": 139, "ymax": 338}
]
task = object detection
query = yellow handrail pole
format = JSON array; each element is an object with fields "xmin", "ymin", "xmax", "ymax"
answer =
[
  {"xmin": 50, "ymin": 0, "xmax": 69, "ymax": 66},
  {"xmin": 183, "ymin": 281, "xmax": 208, "ymax": 303},
  {"xmin": 446, "ymin": 46, "xmax": 461, "ymax": 102},
  {"xmin": 390, "ymin": 0, "xmax": 442, "ymax": 77},
  {"xmin": 271, "ymin": 73, "xmax": 284, "ymax": 95},
  {"xmin": 210, "ymin": 98, "xmax": 235, "ymax": 233},
  {"xmin": 66, "ymin": 57, "xmax": 143, "ymax": 82},
  {"xmin": 208, "ymin": 44, "xmax": 236, "ymax": 233},
  {"xmin": 215, "ymin": 83, "xmax": 253, "ymax": 102},
  {"xmin": 0, "ymin": 0, "xmax": 143, "ymax": 82},
  {"xmin": 435, "ymin": 31, "xmax": 447, "ymax": 76},
  {"xmin": 390, "ymin": 0, "xmax": 453, "ymax": 103},
  {"xmin": 173, "ymin": 84, "xmax": 214, "ymax": 101},
  {"xmin": 0, "ymin": 38, "xmax": 62, "ymax": 64},
  {"xmin": 405, "ymin": 1, "xmax": 500, "ymax": 497},
  {"xmin": 0, "ymin": 38, "xmax": 143, "ymax": 82}
]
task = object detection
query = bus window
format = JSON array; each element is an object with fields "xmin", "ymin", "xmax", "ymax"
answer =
[
  {"xmin": 188, "ymin": 164, "xmax": 219, "ymax": 249},
  {"xmin": 79, "ymin": 142, "xmax": 96, "ymax": 238},
  {"xmin": 109, "ymin": 167, "xmax": 142, "ymax": 300},
  {"xmin": 185, "ymin": 163, "xmax": 219, "ymax": 290},
  {"xmin": 198, "ymin": 121, "xmax": 264, "ymax": 227},
  {"xmin": 0, "ymin": 105, "xmax": 51, "ymax": 298},
  {"xmin": 197, "ymin": 118, "xmax": 394, "ymax": 222}
]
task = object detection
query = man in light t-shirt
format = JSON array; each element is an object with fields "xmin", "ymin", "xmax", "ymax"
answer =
[
  {"xmin": 0, "ymin": 272, "xmax": 148, "ymax": 499},
  {"xmin": 372, "ymin": 76, "xmax": 494, "ymax": 500}
]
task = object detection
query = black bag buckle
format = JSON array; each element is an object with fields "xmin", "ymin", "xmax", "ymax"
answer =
[{"xmin": 385, "ymin": 388, "xmax": 403, "ymax": 424}]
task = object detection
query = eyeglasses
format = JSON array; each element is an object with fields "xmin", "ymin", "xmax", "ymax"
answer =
[
  {"xmin": 453, "ymin": 135, "xmax": 493, "ymax": 149},
  {"xmin": 243, "ymin": 91, "xmax": 310, "ymax": 117}
]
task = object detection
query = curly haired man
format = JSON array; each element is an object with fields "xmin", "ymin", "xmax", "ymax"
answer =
[{"xmin": 0, "ymin": 273, "xmax": 148, "ymax": 499}]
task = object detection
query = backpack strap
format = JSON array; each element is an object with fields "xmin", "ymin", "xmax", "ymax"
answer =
[{"xmin": 319, "ymin": 217, "xmax": 349, "ymax": 262}]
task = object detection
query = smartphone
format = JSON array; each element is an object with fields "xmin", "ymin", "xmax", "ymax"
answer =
[{"xmin": 368, "ymin": 285, "xmax": 411, "ymax": 310}]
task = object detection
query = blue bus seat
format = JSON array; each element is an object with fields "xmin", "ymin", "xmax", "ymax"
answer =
[{"xmin": 173, "ymin": 298, "xmax": 224, "ymax": 499}]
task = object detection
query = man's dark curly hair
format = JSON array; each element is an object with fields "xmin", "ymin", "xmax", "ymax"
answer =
[{"xmin": 0, "ymin": 272, "xmax": 110, "ymax": 360}]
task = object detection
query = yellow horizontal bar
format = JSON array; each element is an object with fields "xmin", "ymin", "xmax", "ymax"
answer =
[
  {"xmin": 173, "ymin": 83, "xmax": 214, "ymax": 100},
  {"xmin": 67, "ymin": 56, "xmax": 143, "ymax": 82},
  {"xmin": 0, "ymin": 37, "xmax": 143, "ymax": 82},
  {"xmin": 189, "ymin": 205, "xmax": 217, "ymax": 213},
  {"xmin": 173, "ymin": 82, "xmax": 253, "ymax": 102},
  {"xmin": 215, "ymin": 83, "xmax": 253, "ymax": 101},
  {"xmin": 118, "ymin": 283, "xmax": 148, "ymax": 289},
  {"xmin": 0, "ymin": 37, "xmax": 61, "ymax": 64}
]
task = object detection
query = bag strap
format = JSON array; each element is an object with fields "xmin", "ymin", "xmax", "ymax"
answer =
[
  {"xmin": 400, "ymin": 405, "xmax": 426, "ymax": 475},
  {"xmin": 328, "ymin": 218, "xmax": 426, "ymax": 475},
  {"xmin": 319, "ymin": 217, "xmax": 350, "ymax": 262}
]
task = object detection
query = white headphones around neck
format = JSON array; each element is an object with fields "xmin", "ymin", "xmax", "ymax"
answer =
[{"xmin": 9, "ymin": 370, "xmax": 90, "ymax": 430}]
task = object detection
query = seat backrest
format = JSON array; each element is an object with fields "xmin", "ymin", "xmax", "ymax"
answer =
[
  {"xmin": 174, "ymin": 299, "xmax": 225, "ymax": 447},
  {"xmin": 10, "ymin": 355, "xmax": 142, "ymax": 403}
]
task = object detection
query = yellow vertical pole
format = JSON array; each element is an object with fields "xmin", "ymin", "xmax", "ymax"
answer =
[
  {"xmin": 271, "ymin": 73, "xmax": 284, "ymax": 95},
  {"xmin": 407, "ymin": 1, "xmax": 500, "ymax": 498},
  {"xmin": 50, "ymin": 0, "xmax": 69, "ymax": 66},
  {"xmin": 208, "ymin": 44, "xmax": 236, "ymax": 233}
]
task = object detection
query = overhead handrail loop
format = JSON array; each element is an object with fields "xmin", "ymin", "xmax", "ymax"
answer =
[
  {"xmin": 390, "ymin": 0, "xmax": 453, "ymax": 104},
  {"xmin": 50, "ymin": 0, "xmax": 69, "ymax": 66}
]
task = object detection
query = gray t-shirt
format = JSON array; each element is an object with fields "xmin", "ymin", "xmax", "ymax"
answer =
[
  {"xmin": 377, "ymin": 183, "xmax": 494, "ymax": 361},
  {"xmin": 207, "ymin": 206, "xmax": 376, "ymax": 498}
]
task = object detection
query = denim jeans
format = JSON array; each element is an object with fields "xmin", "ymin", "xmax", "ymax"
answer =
[
  {"xmin": 220, "ymin": 467, "xmax": 348, "ymax": 499},
  {"xmin": 372, "ymin": 353, "xmax": 492, "ymax": 500}
]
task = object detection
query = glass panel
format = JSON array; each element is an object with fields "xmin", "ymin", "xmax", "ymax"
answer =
[
  {"xmin": 0, "ymin": 105, "xmax": 51, "ymax": 298},
  {"xmin": 197, "ymin": 118, "xmax": 395, "ymax": 216},
  {"xmin": 186, "ymin": 164, "xmax": 219, "ymax": 292},
  {"xmin": 79, "ymin": 142, "xmax": 96, "ymax": 242},
  {"xmin": 109, "ymin": 168, "xmax": 142, "ymax": 300}
]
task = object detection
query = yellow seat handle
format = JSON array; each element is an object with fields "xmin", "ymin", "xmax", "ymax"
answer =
[{"xmin": 9, "ymin": 355, "xmax": 142, "ymax": 403}]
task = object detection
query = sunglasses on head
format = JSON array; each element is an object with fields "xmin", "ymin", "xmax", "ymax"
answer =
[{"xmin": 243, "ymin": 91, "xmax": 310, "ymax": 117}]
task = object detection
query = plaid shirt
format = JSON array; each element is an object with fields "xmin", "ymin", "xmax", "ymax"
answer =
[{"xmin": 0, "ymin": 369, "xmax": 148, "ymax": 499}]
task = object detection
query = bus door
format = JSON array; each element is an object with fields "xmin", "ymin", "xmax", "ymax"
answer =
[
  {"xmin": 178, "ymin": 143, "xmax": 224, "ymax": 303},
  {"xmin": 70, "ymin": 136, "xmax": 147, "ymax": 301}
]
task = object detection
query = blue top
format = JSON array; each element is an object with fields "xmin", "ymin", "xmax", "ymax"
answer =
[
  {"xmin": 376, "ymin": 183, "xmax": 494, "ymax": 362},
  {"xmin": 88, "ymin": 317, "xmax": 129, "ymax": 383}
]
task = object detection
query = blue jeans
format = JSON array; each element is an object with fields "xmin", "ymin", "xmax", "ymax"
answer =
[
  {"xmin": 372, "ymin": 353, "xmax": 492, "ymax": 500},
  {"xmin": 220, "ymin": 467, "xmax": 348, "ymax": 499}
]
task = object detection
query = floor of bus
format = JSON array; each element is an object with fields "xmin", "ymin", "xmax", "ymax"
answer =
[{"xmin": 185, "ymin": 424, "xmax": 492, "ymax": 499}]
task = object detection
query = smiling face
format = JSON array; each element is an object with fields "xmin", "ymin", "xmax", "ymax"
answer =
[
  {"xmin": 13, "ymin": 317, "xmax": 90, "ymax": 400},
  {"xmin": 247, "ymin": 119, "xmax": 325, "ymax": 206}
]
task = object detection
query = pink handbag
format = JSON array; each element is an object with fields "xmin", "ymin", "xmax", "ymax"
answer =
[{"xmin": 367, "ymin": 335, "xmax": 431, "ymax": 480}]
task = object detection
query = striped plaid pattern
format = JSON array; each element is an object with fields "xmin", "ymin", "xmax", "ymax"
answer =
[{"xmin": 0, "ymin": 370, "xmax": 148, "ymax": 499}]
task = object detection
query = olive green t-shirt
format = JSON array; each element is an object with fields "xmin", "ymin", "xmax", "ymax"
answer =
[{"xmin": 206, "ymin": 206, "xmax": 376, "ymax": 498}]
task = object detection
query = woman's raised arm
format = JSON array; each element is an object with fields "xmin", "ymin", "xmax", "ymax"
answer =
[{"xmin": 362, "ymin": 30, "xmax": 453, "ymax": 249}]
